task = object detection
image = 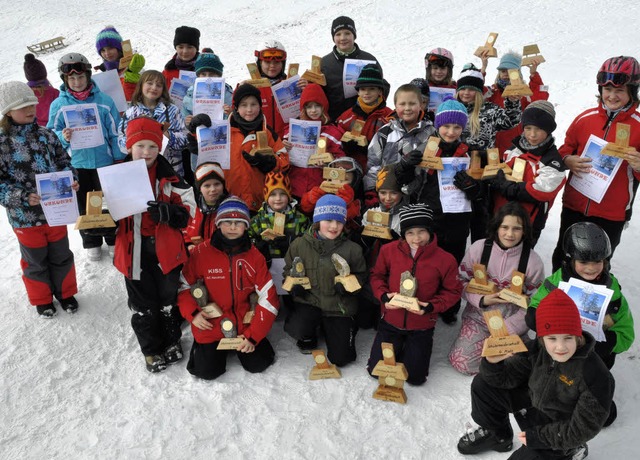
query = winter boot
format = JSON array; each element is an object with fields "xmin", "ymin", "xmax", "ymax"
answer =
[
  {"xmin": 59, "ymin": 296, "xmax": 79, "ymax": 314},
  {"xmin": 164, "ymin": 341, "xmax": 184, "ymax": 365},
  {"xmin": 87, "ymin": 247, "xmax": 102, "ymax": 261},
  {"xmin": 603, "ymin": 400, "xmax": 617, "ymax": 427},
  {"xmin": 145, "ymin": 354, "xmax": 167, "ymax": 373},
  {"xmin": 36, "ymin": 303, "xmax": 57, "ymax": 318},
  {"xmin": 569, "ymin": 444, "xmax": 588, "ymax": 460},
  {"xmin": 457, "ymin": 426, "xmax": 513, "ymax": 455},
  {"xmin": 296, "ymin": 338, "xmax": 317, "ymax": 354}
]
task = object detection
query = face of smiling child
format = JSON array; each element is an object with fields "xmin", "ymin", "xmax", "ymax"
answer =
[
  {"xmin": 378, "ymin": 190, "xmax": 402, "ymax": 209},
  {"xmin": 66, "ymin": 73, "xmax": 88, "ymax": 92},
  {"xmin": 497, "ymin": 215, "xmax": 524, "ymax": 249},
  {"xmin": 142, "ymin": 78, "xmax": 164, "ymax": 105},
  {"xmin": 333, "ymin": 30, "xmax": 355, "ymax": 53},
  {"xmin": 573, "ymin": 260, "xmax": 604, "ymax": 281},
  {"xmin": 130, "ymin": 139, "xmax": 159, "ymax": 168},
  {"xmin": 542, "ymin": 334, "xmax": 578, "ymax": 363},
  {"xmin": 237, "ymin": 96, "xmax": 261, "ymax": 122},
  {"xmin": 358, "ymin": 86, "xmax": 382, "ymax": 105},
  {"xmin": 100, "ymin": 46, "xmax": 120, "ymax": 62},
  {"xmin": 318, "ymin": 220, "xmax": 344, "ymax": 240},
  {"xmin": 601, "ymin": 85, "xmax": 631, "ymax": 111},
  {"xmin": 457, "ymin": 88, "xmax": 477, "ymax": 104},
  {"xmin": 260, "ymin": 60, "xmax": 284, "ymax": 79},
  {"xmin": 430, "ymin": 63, "xmax": 448, "ymax": 83},
  {"xmin": 267, "ymin": 189, "xmax": 289, "ymax": 212},
  {"xmin": 438, "ymin": 123, "xmax": 463, "ymax": 143},
  {"xmin": 305, "ymin": 102, "xmax": 324, "ymax": 121},
  {"xmin": 176, "ymin": 44, "xmax": 197, "ymax": 62},
  {"xmin": 404, "ymin": 227, "xmax": 430, "ymax": 249},
  {"xmin": 395, "ymin": 91, "xmax": 421, "ymax": 127},
  {"xmin": 7, "ymin": 105, "xmax": 37, "ymax": 125}
]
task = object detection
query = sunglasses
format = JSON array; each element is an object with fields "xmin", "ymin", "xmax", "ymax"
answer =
[
  {"xmin": 597, "ymin": 71, "xmax": 631, "ymax": 87},
  {"xmin": 60, "ymin": 62, "xmax": 88, "ymax": 75},
  {"xmin": 255, "ymin": 49, "xmax": 287, "ymax": 62}
]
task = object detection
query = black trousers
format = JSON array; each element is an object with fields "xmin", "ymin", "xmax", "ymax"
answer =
[
  {"xmin": 366, "ymin": 319, "xmax": 434, "ymax": 385},
  {"xmin": 125, "ymin": 237, "xmax": 182, "ymax": 356},
  {"xmin": 76, "ymin": 168, "xmax": 116, "ymax": 248},
  {"xmin": 284, "ymin": 301, "xmax": 357, "ymax": 367},
  {"xmin": 187, "ymin": 339, "xmax": 275, "ymax": 380}
]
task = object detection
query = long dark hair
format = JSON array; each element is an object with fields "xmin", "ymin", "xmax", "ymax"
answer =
[{"xmin": 486, "ymin": 202, "xmax": 533, "ymax": 247}]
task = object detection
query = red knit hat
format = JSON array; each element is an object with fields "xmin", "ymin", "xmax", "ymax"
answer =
[
  {"xmin": 300, "ymin": 83, "xmax": 329, "ymax": 115},
  {"xmin": 126, "ymin": 117, "xmax": 164, "ymax": 149},
  {"xmin": 536, "ymin": 289, "xmax": 583, "ymax": 337}
]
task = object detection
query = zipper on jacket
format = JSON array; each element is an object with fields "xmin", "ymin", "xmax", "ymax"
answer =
[
  {"xmin": 403, "ymin": 253, "xmax": 420, "ymax": 329},
  {"xmin": 228, "ymin": 254, "xmax": 240, "ymax": 327}
]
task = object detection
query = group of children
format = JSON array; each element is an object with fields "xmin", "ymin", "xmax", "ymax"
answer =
[{"xmin": 2, "ymin": 17, "xmax": 639, "ymax": 459}]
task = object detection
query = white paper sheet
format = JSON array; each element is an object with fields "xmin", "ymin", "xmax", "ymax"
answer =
[
  {"xmin": 558, "ymin": 278, "xmax": 613, "ymax": 342},
  {"xmin": 62, "ymin": 104, "xmax": 105, "ymax": 150},
  {"xmin": 97, "ymin": 159, "xmax": 155, "ymax": 221},
  {"xmin": 196, "ymin": 121, "xmax": 230, "ymax": 169},
  {"xmin": 271, "ymin": 75, "xmax": 302, "ymax": 122},
  {"xmin": 178, "ymin": 70, "xmax": 197, "ymax": 86},
  {"xmin": 35, "ymin": 170, "xmax": 78, "ymax": 226},
  {"xmin": 288, "ymin": 119, "xmax": 321, "ymax": 168},
  {"xmin": 342, "ymin": 58, "xmax": 376, "ymax": 99},
  {"xmin": 169, "ymin": 79, "xmax": 190, "ymax": 111},
  {"xmin": 192, "ymin": 77, "xmax": 225, "ymax": 120},
  {"xmin": 92, "ymin": 70, "xmax": 127, "ymax": 112},
  {"xmin": 438, "ymin": 157, "xmax": 471, "ymax": 213}
]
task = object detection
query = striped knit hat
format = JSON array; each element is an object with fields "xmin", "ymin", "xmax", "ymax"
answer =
[
  {"xmin": 95, "ymin": 26, "xmax": 123, "ymax": 54},
  {"xmin": 522, "ymin": 100, "xmax": 557, "ymax": 134},
  {"xmin": 355, "ymin": 64, "xmax": 385, "ymax": 90},
  {"xmin": 435, "ymin": 95, "xmax": 468, "ymax": 129},
  {"xmin": 215, "ymin": 196, "xmax": 250, "ymax": 227},
  {"xmin": 195, "ymin": 162, "xmax": 225, "ymax": 190},
  {"xmin": 536, "ymin": 289, "xmax": 583, "ymax": 338},
  {"xmin": 399, "ymin": 203, "xmax": 434, "ymax": 236},
  {"xmin": 313, "ymin": 194, "xmax": 347, "ymax": 224},
  {"xmin": 457, "ymin": 64, "xmax": 484, "ymax": 93}
]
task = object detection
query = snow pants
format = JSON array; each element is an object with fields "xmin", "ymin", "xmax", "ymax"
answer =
[{"xmin": 187, "ymin": 338, "xmax": 275, "ymax": 380}]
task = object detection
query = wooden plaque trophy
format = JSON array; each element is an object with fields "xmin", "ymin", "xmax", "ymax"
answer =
[
  {"xmin": 521, "ymin": 44, "xmax": 545, "ymax": 67},
  {"xmin": 118, "ymin": 40, "xmax": 134, "ymax": 70},
  {"xmin": 319, "ymin": 167, "xmax": 346, "ymax": 193},
  {"xmin": 245, "ymin": 63, "xmax": 271, "ymax": 88},
  {"xmin": 249, "ymin": 131, "xmax": 275, "ymax": 156},
  {"xmin": 361, "ymin": 210, "xmax": 393, "ymax": 240},
  {"xmin": 468, "ymin": 150, "xmax": 484, "ymax": 179},
  {"xmin": 260, "ymin": 212, "xmax": 286, "ymax": 240},
  {"xmin": 474, "ymin": 32, "xmax": 499, "ymax": 58},
  {"xmin": 332, "ymin": 254, "xmax": 361, "ymax": 293},
  {"xmin": 388, "ymin": 271, "xmax": 421, "ymax": 312},
  {"xmin": 217, "ymin": 318, "xmax": 244, "ymax": 350},
  {"xmin": 502, "ymin": 68, "xmax": 533, "ymax": 97},
  {"xmin": 601, "ymin": 123, "xmax": 633, "ymax": 158},
  {"xmin": 308, "ymin": 137, "xmax": 334, "ymax": 166},
  {"xmin": 75, "ymin": 191, "xmax": 116, "ymax": 231},
  {"xmin": 287, "ymin": 63, "xmax": 299, "ymax": 79},
  {"xmin": 372, "ymin": 343, "xmax": 409, "ymax": 404},
  {"xmin": 481, "ymin": 310, "xmax": 528, "ymax": 357},
  {"xmin": 301, "ymin": 55, "xmax": 326, "ymax": 86},
  {"xmin": 309, "ymin": 349, "xmax": 341, "ymax": 380},
  {"xmin": 243, "ymin": 292, "xmax": 258, "ymax": 324},
  {"xmin": 465, "ymin": 264, "xmax": 497, "ymax": 295},
  {"xmin": 190, "ymin": 279, "xmax": 223, "ymax": 318},
  {"xmin": 506, "ymin": 157, "xmax": 526, "ymax": 182},
  {"xmin": 340, "ymin": 119, "xmax": 367, "ymax": 146},
  {"xmin": 282, "ymin": 256, "xmax": 312, "ymax": 291},
  {"xmin": 419, "ymin": 136, "xmax": 444, "ymax": 170},
  {"xmin": 482, "ymin": 148, "xmax": 512, "ymax": 179},
  {"xmin": 498, "ymin": 270, "xmax": 529, "ymax": 309}
]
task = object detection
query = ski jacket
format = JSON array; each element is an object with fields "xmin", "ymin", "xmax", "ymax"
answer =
[
  {"xmin": 461, "ymin": 99, "xmax": 521, "ymax": 153},
  {"xmin": 248, "ymin": 201, "xmax": 310, "ymax": 258},
  {"xmin": 370, "ymin": 236, "xmax": 462, "ymax": 331},
  {"xmin": 32, "ymin": 85, "xmax": 59, "ymax": 127},
  {"xmin": 336, "ymin": 103, "xmax": 393, "ymax": 169},
  {"xmin": 183, "ymin": 193, "xmax": 228, "ymax": 246}
]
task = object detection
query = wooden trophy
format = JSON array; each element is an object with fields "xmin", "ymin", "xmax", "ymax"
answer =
[
  {"xmin": 282, "ymin": 256, "xmax": 312, "ymax": 291},
  {"xmin": 481, "ymin": 310, "xmax": 528, "ymax": 357},
  {"xmin": 260, "ymin": 212, "xmax": 286, "ymax": 240},
  {"xmin": 465, "ymin": 264, "xmax": 497, "ymax": 295},
  {"xmin": 319, "ymin": 167, "xmax": 346, "ymax": 193},
  {"xmin": 498, "ymin": 270, "xmax": 529, "ymax": 309},
  {"xmin": 307, "ymin": 137, "xmax": 334, "ymax": 166},
  {"xmin": 340, "ymin": 119, "xmax": 367, "ymax": 146},
  {"xmin": 118, "ymin": 39, "xmax": 133, "ymax": 70},
  {"xmin": 301, "ymin": 55, "xmax": 326, "ymax": 86},
  {"xmin": 521, "ymin": 44, "xmax": 546, "ymax": 67},
  {"xmin": 249, "ymin": 131, "xmax": 275, "ymax": 156},
  {"xmin": 482, "ymin": 148, "xmax": 512, "ymax": 179},
  {"xmin": 287, "ymin": 63, "xmax": 299, "ymax": 79},
  {"xmin": 600, "ymin": 123, "xmax": 634, "ymax": 158},
  {"xmin": 245, "ymin": 63, "xmax": 271, "ymax": 88},
  {"xmin": 502, "ymin": 68, "xmax": 533, "ymax": 97},
  {"xmin": 75, "ymin": 191, "xmax": 116, "ymax": 230},
  {"xmin": 474, "ymin": 32, "xmax": 499, "ymax": 58},
  {"xmin": 190, "ymin": 279, "xmax": 223, "ymax": 318},
  {"xmin": 419, "ymin": 136, "xmax": 444, "ymax": 170},
  {"xmin": 372, "ymin": 342, "xmax": 409, "ymax": 404},
  {"xmin": 243, "ymin": 292, "xmax": 258, "ymax": 324},
  {"xmin": 309, "ymin": 349, "xmax": 341, "ymax": 380},
  {"xmin": 217, "ymin": 318, "xmax": 244, "ymax": 350},
  {"xmin": 388, "ymin": 271, "xmax": 421, "ymax": 312},
  {"xmin": 506, "ymin": 157, "xmax": 526, "ymax": 182},
  {"xmin": 361, "ymin": 210, "xmax": 393, "ymax": 240},
  {"xmin": 468, "ymin": 150, "xmax": 484, "ymax": 180},
  {"xmin": 332, "ymin": 254, "xmax": 361, "ymax": 293}
]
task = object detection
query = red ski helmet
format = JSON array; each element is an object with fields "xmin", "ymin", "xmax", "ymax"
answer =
[{"xmin": 596, "ymin": 56, "xmax": 640, "ymax": 87}]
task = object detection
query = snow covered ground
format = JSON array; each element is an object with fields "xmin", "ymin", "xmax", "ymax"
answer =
[{"xmin": 1, "ymin": 1, "xmax": 639, "ymax": 458}]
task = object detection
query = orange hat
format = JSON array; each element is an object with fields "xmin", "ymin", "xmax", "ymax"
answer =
[
  {"xmin": 263, "ymin": 170, "xmax": 291, "ymax": 200},
  {"xmin": 536, "ymin": 289, "xmax": 583, "ymax": 337},
  {"xmin": 126, "ymin": 117, "xmax": 163, "ymax": 149}
]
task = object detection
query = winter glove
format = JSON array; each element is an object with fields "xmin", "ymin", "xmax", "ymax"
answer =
[
  {"xmin": 290, "ymin": 284, "xmax": 308, "ymax": 298},
  {"xmin": 188, "ymin": 114, "xmax": 212, "ymax": 134},
  {"xmin": 336, "ymin": 184, "xmax": 355, "ymax": 204},
  {"xmin": 271, "ymin": 235, "xmax": 291, "ymax": 253},
  {"xmin": 187, "ymin": 133, "xmax": 199, "ymax": 155},
  {"xmin": 334, "ymin": 282, "xmax": 348, "ymax": 296},
  {"xmin": 490, "ymin": 169, "xmax": 532, "ymax": 202},
  {"xmin": 146, "ymin": 201, "xmax": 190, "ymax": 229},
  {"xmin": 341, "ymin": 140, "xmax": 368, "ymax": 157},
  {"xmin": 123, "ymin": 54, "xmax": 145, "ymax": 84},
  {"xmin": 453, "ymin": 170, "xmax": 483, "ymax": 201},
  {"xmin": 399, "ymin": 149, "xmax": 423, "ymax": 169},
  {"xmin": 254, "ymin": 239, "xmax": 272, "ymax": 267},
  {"xmin": 364, "ymin": 190, "xmax": 379, "ymax": 208},
  {"xmin": 242, "ymin": 151, "xmax": 277, "ymax": 174}
]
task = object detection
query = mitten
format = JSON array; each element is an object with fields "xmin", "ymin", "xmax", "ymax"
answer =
[
  {"xmin": 290, "ymin": 284, "xmax": 308, "ymax": 298},
  {"xmin": 334, "ymin": 282, "xmax": 348, "ymax": 296},
  {"xmin": 254, "ymin": 152, "xmax": 277, "ymax": 174},
  {"xmin": 272, "ymin": 235, "xmax": 290, "ymax": 253},
  {"xmin": 123, "ymin": 54, "xmax": 145, "ymax": 84},
  {"xmin": 364, "ymin": 190, "xmax": 379, "ymax": 208},
  {"xmin": 146, "ymin": 201, "xmax": 190, "ymax": 229},
  {"xmin": 188, "ymin": 114, "xmax": 212, "ymax": 134},
  {"xmin": 336, "ymin": 184, "xmax": 354, "ymax": 204},
  {"xmin": 301, "ymin": 186, "xmax": 326, "ymax": 213},
  {"xmin": 187, "ymin": 133, "xmax": 199, "ymax": 155},
  {"xmin": 453, "ymin": 170, "xmax": 482, "ymax": 201}
]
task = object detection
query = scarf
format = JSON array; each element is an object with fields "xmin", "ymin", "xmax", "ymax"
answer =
[
  {"xmin": 103, "ymin": 60, "xmax": 120, "ymax": 71},
  {"xmin": 357, "ymin": 96, "xmax": 383, "ymax": 115},
  {"xmin": 231, "ymin": 110, "xmax": 263, "ymax": 135},
  {"xmin": 336, "ymin": 47, "xmax": 357, "ymax": 57},
  {"xmin": 518, "ymin": 134, "xmax": 553, "ymax": 152},
  {"xmin": 211, "ymin": 229, "xmax": 251, "ymax": 254},
  {"xmin": 68, "ymin": 83, "xmax": 93, "ymax": 101},
  {"xmin": 175, "ymin": 56, "xmax": 196, "ymax": 71}
]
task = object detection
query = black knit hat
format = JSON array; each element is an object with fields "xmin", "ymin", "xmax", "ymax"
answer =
[
  {"xmin": 399, "ymin": 203, "xmax": 434, "ymax": 236},
  {"xmin": 331, "ymin": 16, "xmax": 357, "ymax": 39},
  {"xmin": 24, "ymin": 54, "xmax": 47, "ymax": 83},
  {"xmin": 233, "ymin": 83, "xmax": 261, "ymax": 109},
  {"xmin": 457, "ymin": 64, "xmax": 484, "ymax": 93},
  {"xmin": 355, "ymin": 63, "xmax": 384, "ymax": 90},
  {"xmin": 173, "ymin": 26, "xmax": 200, "ymax": 49},
  {"xmin": 521, "ymin": 100, "xmax": 557, "ymax": 134}
]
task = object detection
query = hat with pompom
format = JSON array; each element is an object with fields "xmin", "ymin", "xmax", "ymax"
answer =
[
  {"xmin": 497, "ymin": 52, "xmax": 522, "ymax": 70},
  {"xmin": 457, "ymin": 64, "xmax": 485, "ymax": 93},
  {"xmin": 435, "ymin": 95, "xmax": 468, "ymax": 129},
  {"xmin": 536, "ymin": 289, "xmax": 583, "ymax": 338},
  {"xmin": 95, "ymin": 26, "xmax": 123, "ymax": 54},
  {"xmin": 23, "ymin": 54, "xmax": 48, "ymax": 85}
]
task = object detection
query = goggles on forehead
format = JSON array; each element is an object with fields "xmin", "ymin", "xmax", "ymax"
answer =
[
  {"xmin": 596, "ymin": 71, "xmax": 631, "ymax": 87},
  {"xmin": 60, "ymin": 62, "xmax": 89, "ymax": 76},
  {"xmin": 329, "ymin": 159, "xmax": 357, "ymax": 172},
  {"xmin": 255, "ymin": 49, "xmax": 287, "ymax": 62}
]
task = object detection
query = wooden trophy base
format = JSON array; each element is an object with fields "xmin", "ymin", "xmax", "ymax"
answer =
[
  {"xmin": 243, "ymin": 310, "xmax": 255, "ymax": 324},
  {"xmin": 319, "ymin": 180, "xmax": 342, "ymax": 193},
  {"xmin": 335, "ymin": 275, "xmax": 361, "ymax": 293},
  {"xmin": 466, "ymin": 279, "xmax": 497, "ymax": 295},
  {"xmin": 419, "ymin": 157, "xmax": 444, "ymax": 170},
  {"xmin": 246, "ymin": 78, "xmax": 271, "ymax": 88},
  {"xmin": 309, "ymin": 364, "xmax": 341, "ymax": 380},
  {"xmin": 522, "ymin": 55, "xmax": 545, "ymax": 66},
  {"xmin": 75, "ymin": 213, "xmax": 116, "ymax": 230},
  {"xmin": 361, "ymin": 225, "xmax": 393, "ymax": 240},
  {"xmin": 388, "ymin": 294, "xmax": 420, "ymax": 312},
  {"xmin": 249, "ymin": 146, "xmax": 275, "ymax": 156},
  {"xmin": 502, "ymin": 84, "xmax": 533, "ymax": 98},
  {"xmin": 474, "ymin": 46, "xmax": 497, "ymax": 58},
  {"xmin": 481, "ymin": 335, "xmax": 528, "ymax": 357},
  {"xmin": 260, "ymin": 228, "xmax": 284, "ymax": 240},
  {"xmin": 601, "ymin": 144, "xmax": 632, "ymax": 159},
  {"xmin": 217, "ymin": 337, "xmax": 244, "ymax": 350},
  {"xmin": 373, "ymin": 385, "xmax": 407, "ymax": 404},
  {"xmin": 371, "ymin": 361, "xmax": 409, "ymax": 380},
  {"xmin": 202, "ymin": 303, "xmax": 223, "ymax": 318},
  {"xmin": 498, "ymin": 289, "xmax": 529, "ymax": 309},
  {"xmin": 482, "ymin": 164, "xmax": 512, "ymax": 179},
  {"xmin": 301, "ymin": 70, "xmax": 326, "ymax": 86},
  {"xmin": 468, "ymin": 168, "xmax": 484, "ymax": 180},
  {"xmin": 282, "ymin": 276, "xmax": 311, "ymax": 291},
  {"xmin": 307, "ymin": 152, "xmax": 334, "ymax": 165},
  {"xmin": 341, "ymin": 131, "xmax": 367, "ymax": 146}
]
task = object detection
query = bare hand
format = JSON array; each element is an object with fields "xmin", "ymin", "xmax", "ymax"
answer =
[
  {"xmin": 71, "ymin": 181, "xmax": 80, "ymax": 191},
  {"xmin": 563, "ymin": 155, "xmax": 592, "ymax": 177},
  {"xmin": 485, "ymin": 352, "xmax": 514, "ymax": 363},
  {"xmin": 482, "ymin": 293, "xmax": 509, "ymax": 307},
  {"xmin": 184, "ymin": 115, "xmax": 193, "ymax": 127},
  {"xmin": 479, "ymin": 50, "xmax": 490, "ymax": 73},
  {"xmin": 297, "ymin": 78, "xmax": 309, "ymax": 90},
  {"xmin": 237, "ymin": 335, "xmax": 255, "ymax": 353},
  {"xmin": 223, "ymin": 104, "xmax": 232, "ymax": 116},
  {"xmin": 625, "ymin": 149, "xmax": 640, "ymax": 172},
  {"xmin": 282, "ymin": 140, "xmax": 293, "ymax": 152},
  {"xmin": 27, "ymin": 193, "xmax": 41, "ymax": 206},
  {"xmin": 384, "ymin": 292, "xmax": 401, "ymax": 310},
  {"xmin": 62, "ymin": 128, "xmax": 73, "ymax": 142},
  {"xmin": 528, "ymin": 58, "xmax": 541, "ymax": 74},
  {"xmin": 192, "ymin": 311, "xmax": 214, "ymax": 330},
  {"xmin": 517, "ymin": 432, "xmax": 527, "ymax": 446}
]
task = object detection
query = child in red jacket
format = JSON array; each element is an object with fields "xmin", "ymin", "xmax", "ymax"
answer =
[
  {"xmin": 178, "ymin": 196, "xmax": 279, "ymax": 380},
  {"xmin": 162, "ymin": 26, "xmax": 200, "ymax": 90},
  {"xmin": 23, "ymin": 54, "xmax": 59, "ymax": 127},
  {"xmin": 367, "ymin": 203, "xmax": 462, "ymax": 385}
]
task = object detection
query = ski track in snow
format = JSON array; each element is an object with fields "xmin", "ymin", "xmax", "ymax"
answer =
[{"xmin": 1, "ymin": 1, "xmax": 639, "ymax": 459}]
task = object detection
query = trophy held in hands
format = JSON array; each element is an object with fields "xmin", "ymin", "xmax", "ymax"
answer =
[
  {"xmin": 190, "ymin": 279, "xmax": 223, "ymax": 318},
  {"xmin": 282, "ymin": 256, "xmax": 312, "ymax": 291},
  {"xmin": 217, "ymin": 318, "xmax": 245, "ymax": 350},
  {"xmin": 388, "ymin": 271, "xmax": 420, "ymax": 313},
  {"xmin": 481, "ymin": 310, "xmax": 528, "ymax": 357},
  {"xmin": 332, "ymin": 253, "xmax": 361, "ymax": 293}
]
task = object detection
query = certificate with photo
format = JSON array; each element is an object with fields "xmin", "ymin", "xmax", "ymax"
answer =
[
  {"xmin": 569, "ymin": 134, "xmax": 623, "ymax": 203},
  {"xmin": 272, "ymin": 74, "xmax": 302, "ymax": 122},
  {"xmin": 288, "ymin": 119, "xmax": 321, "ymax": 168},
  {"xmin": 62, "ymin": 104, "xmax": 104, "ymax": 150},
  {"xmin": 193, "ymin": 77, "xmax": 225, "ymax": 120},
  {"xmin": 428, "ymin": 87, "xmax": 456, "ymax": 113},
  {"xmin": 437, "ymin": 157, "xmax": 471, "ymax": 213},
  {"xmin": 558, "ymin": 278, "xmax": 613, "ymax": 341},
  {"xmin": 169, "ymin": 79, "xmax": 190, "ymax": 111},
  {"xmin": 342, "ymin": 58, "xmax": 376, "ymax": 99},
  {"xmin": 35, "ymin": 170, "xmax": 78, "ymax": 226},
  {"xmin": 196, "ymin": 121, "xmax": 230, "ymax": 169}
]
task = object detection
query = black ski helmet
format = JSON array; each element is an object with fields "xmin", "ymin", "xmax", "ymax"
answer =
[{"xmin": 563, "ymin": 222, "xmax": 612, "ymax": 262}]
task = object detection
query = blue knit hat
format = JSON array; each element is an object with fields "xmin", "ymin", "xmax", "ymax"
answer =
[
  {"xmin": 435, "ymin": 95, "xmax": 468, "ymax": 129},
  {"xmin": 313, "ymin": 194, "xmax": 347, "ymax": 224},
  {"xmin": 215, "ymin": 196, "xmax": 250, "ymax": 227},
  {"xmin": 497, "ymin": 52, "xmax": 522, "ymax": 70},
  {"xmin": 95, "ymin": 26, "xmax": 123, "ymax": 54},
  {"xmin": 195, "ymin": 53, "xmax": 224, "ymax": 76}
]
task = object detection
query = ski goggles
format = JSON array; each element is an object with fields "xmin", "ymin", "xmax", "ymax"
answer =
[
  {"xmin": 255, "ymin": 49, "xmax": 287, "ymax": 62},
  {"xmin": 60, "ymin": 62, "xmax": 89, "ymax": 75},
  {"xmin": 596, "ymin": 71, "xmax": 631, "ymax": 87},
  {"xmin": 425, "ymin": 56, "xmax": 451, "ymax": 68}
]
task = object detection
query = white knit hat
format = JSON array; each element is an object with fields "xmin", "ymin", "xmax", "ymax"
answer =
[{"xmin": 0, "ymin": 81, "xmax": 38, "ymax": 115}]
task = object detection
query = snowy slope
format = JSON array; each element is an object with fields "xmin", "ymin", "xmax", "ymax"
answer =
[{"xmin": 1, "ymin": 1, "xmax": 639, "ymax": 459}]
